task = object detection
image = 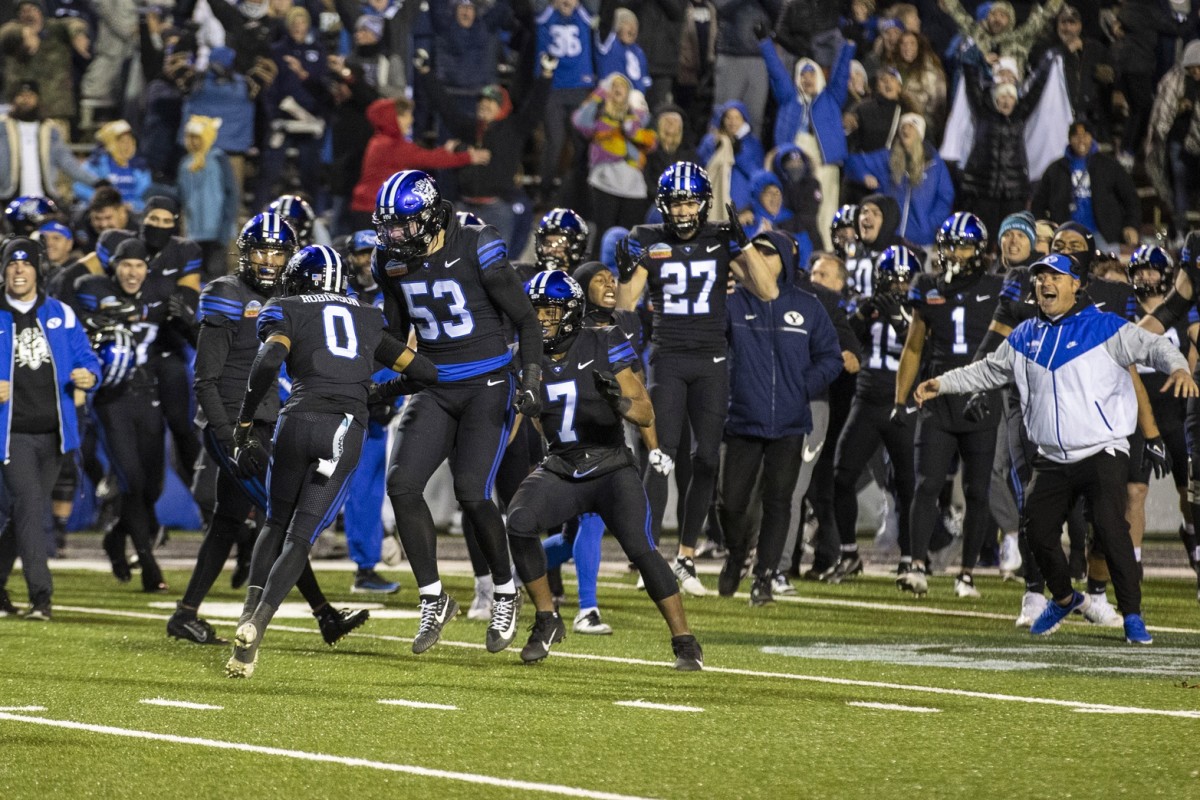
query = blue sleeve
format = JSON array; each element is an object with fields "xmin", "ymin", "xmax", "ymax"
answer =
[
  {"xmin": 256, "ymin": 299, "xmax": 288, "ymax": 343},
  {"xmin": 759, "ymin": 38, "xmax": 795, "ymax": 104},
  {"xmin": 604, "ymin": 325, "xmax": 638, "ymax": 373},
  {"xmin": 845, "ymin": 148, "xmax": 888, "ymax": 187},
  {"xmin": 825, "ymin": 42, "xmax": 856, "ymax": 108},
  {"xmin": 181, "ymin": 240, "xmax": 203, "ymax": 276},
  {"xmin": 805, "ymin": 295, "xmax": 845, "ymax": 396},
  {"xmin": 696, "ymin": 133, "xmax": 716, "ymax": 163},
  {"xmin": 476, "ymin": 225, "xmax": 508, "ymax": 271},
  {"xmin": 735, "ymin": 136, "xmax": 765, "ymax": 182},
  {"xmin": 198, "ymin": 281, "xmax": 244, "ymax": 326}
]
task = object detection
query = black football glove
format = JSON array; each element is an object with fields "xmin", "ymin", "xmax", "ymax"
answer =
[
  {"xmin": 615, "ymin": 237, "xmax": 638, "ymax": 283},
  {"xmin": 232, "ymin": 422, "xmax": 268, "ymax": 478},
  {"xmin": 753, "ymin": 20, "xmax": 772, "ymax": 41},
  {"xmin": 725, "ymin": 203, "xmax": 750, "ymax": 250},
  {"xmin": 167, "ymin": 291, "xmax": 196, "ymax": 327},
  {"xmin": 890, "ymin": 402, "xmax": 913, "ymax": 427},
  {"xmin": 962, "ymin": 391, "xmax": 992, "ymax": 424},
  {"xmin": 1144, "ymin": 435, "xmax": 1171, "ymax": 480},
  {"xmin": 513, "ymin": 364, "xmax": 542, "ymax": 417}
]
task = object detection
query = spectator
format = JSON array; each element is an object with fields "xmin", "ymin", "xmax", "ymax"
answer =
[
  {"xmin": 1033, "ymin": 5, "xmax": 1114, "ymax": 139},
  {"xmin": 1111, "ymin": 0, "xmax": 1189, "ymax": 166},
  {"xmin": 761, "ymin": 35, "xmax": 855, "ymax": 247},
  {"xmin": 697, "ymin": 100, "xmax": 764, "ymax": 217},
  {"xmin": 841, "ymin": 0, "xmax": 878, "ymax": 55},
  {"xmin": 846, "ymin": 67, "xmax": 913, "ymax": 155},
  {"xmin": 141, "ymin": 29, "xmax": 197, "ymax": 183},
  {"xmin": 0, "ymin": 81, "xmax": 99, "ymax": 205},
  {"xmin": 536, "ymin": 0, "xmax": 596, "ymax": 205},
  {"xmin": 573, "ymin": 72, "xmax": 658, "ymax": 237},
  {"xmin": 643, "ymin": 104, "xmax": 699, "ymax": 197},
  {"xmin": 74, "ymin": 121, "xmax": 153, "ymax": 214},
  {"xmin": 0, "ymin": 238, "xmax": 99, "ymax": 620},
  {"xmin": 712, "ymin": 0, "xmax": 782, "ymax": 136},
  {"xmin": 959, "ymin": 51, "xmax": 1056, "ymax": 239},
  {"xmin": 862, "ymin": 16, "xmax": 902, "ymax": 77},
  {"xmin": 327, "ymin": 59, "xmax": 380, "ymax": 236},
  {"xmin": 776, "ymin": 0, "xmax": 847, "ymax": 69},
  {"xmin": 996, "ymin": 211, "xmax": 1039, "ymax": 270},
  {"xmin": 676, "ymin": 0, "xmax": 717, "ymax": 140},
  {"xmin": 605, "ymin": 0, "xmax": 686, "ymax": 111},
  {"xmin": 348, "ymin": 97, "xmax": 488, "ymax": 229},
  {"xmin": 417, "ymin": 51, "xmax": 554, "ymax": 248},
  {"xmin": 895, "ymin": 31, "xmax": 947, "ymax": 141},
  {"xmin": 596, "ymin": 8, "xmax": 653, "ymax": 96},
  {"xmin": 1145, "ymin": 40, "xmax": 1200, "ymax": 238},
  {"xmin": 1031, "ymin": 120, "xmax": 1140, "ymax": 250},
  {"xmin": 71, "ymin": 185, "xmax": 132, "ymax": 254},
  {"xmin": 37, "ymin": 220, "xmax": 78, "ymax": 273},
  {"xmin": 939, "ymin": 0, "xmax": 1063, "ymax": 75},
  {"xmin": 177, "ymin": 115, "xmax": 239, "ymax": 282},
  {"xmin": 744, "ymin": 170, "xmax": 794, "ymax": 236},
  {"xmin": 429, "ymin": 0, "xmax": 514, "ymax": 121},
  {"xmin": 844, "ymin": 112, "xmax": 954, "ymax": 248},
  {"xmin": 0, "ymin": 0, "xmax": 91, "ymax": 127},
  {"xmin": 847, "ymin": 59, "xmax": 870, "ymax": 105},
  {"xmin": 79, "ymin": 0, "xmax": 137, "ymax": 120},
  {"xmin": 770, "ymin": 144, "xmax": 823, "ymax": 247}
]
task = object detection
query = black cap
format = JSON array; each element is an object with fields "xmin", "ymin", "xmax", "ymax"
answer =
[
  {"xmin": 111, "ymin": 238, "xmax": 150, "ymax": 264},
  {"xmin": 143, "ymin": 195, "xmax": 180, "ymax": 217},
  {"xmin": 2, "ymin": 237, "xmax": 42, "ymax": 274}
]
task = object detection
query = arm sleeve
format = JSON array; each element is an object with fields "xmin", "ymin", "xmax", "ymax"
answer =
[
  {"xmin": 239, "ymin": 341, "xmax": 288, "ymax": 424},
  {"xmin": 604, "ymin": 325, "xmax": 638, "ymax": 374},
  {"xmin": 938, "ymin": 339, "xmax": 1018, "ymax": 394},
  {"xmin": 193, "ymin": 322, "xmax": 236, "ymax": 437},
  {"xmin": 760, "ymin": 38, "xmax": 797, "ymax": 104},
  {"xmin": 480, "ymin": 262, "xmax": 543, "ymax": 370},
  {"xmin": 825, "ymin": 42, "xmax": 856, "ymax": 108},
  {"xmin": 255, "ymin": 298, "xmax": 290, "ymax": 343}
]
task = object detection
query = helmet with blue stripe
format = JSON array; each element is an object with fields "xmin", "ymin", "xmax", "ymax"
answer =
[
  {"xmin": 874, "ymin": 245, "xmax": 919, "ymax": 298},
  {"xmin": 1128, "ymin": 244, "xmax": 1174, "ymax": 297},
  {"xmin": 237, "ymin": 213, "xmax": 297, "ymax": 292},
  {"xmin": 935, "ymin": 212, "xmax": 988, "ymax": 282},
  {"xmin": 373, "ymin": 170, "xmax": 448, "ymax": 261},
  {"xmin": 5, "ymin": 196, "xmax": 59, "ymax": 238},
  {"xmin": 525, "ymin": 270, "xmax": 584, "ymax": 354},
  {"xmin": 266, "ymin": 195, "xmax": 317, "ymax": 245},
  {"xmin": 536, "ymin": 208, "xmax": 589, "ymax": 271},
  {"xmin": 92, "ymin": 326, "xmax": 137, "ymax": 387},
  {"xmin": 456, "ymin": 211, "xmax": 484, "ymax": 227},
  {"xmin": 281, "ymin": 245, "xmax": 347, "ymax": 297},
  {"xmin": 655, "ymin": 162, "xmax": 712, "ymax": 238}
]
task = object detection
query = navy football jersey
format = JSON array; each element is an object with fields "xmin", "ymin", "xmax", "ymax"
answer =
[
  {"xmin": 626, "ymin": 222, "xmax": 741, "ymax": 356},
  {"xmin": 74, "ymin": 271, "xmax": 176, "ymax": 366},
  {"xmin": 908, "ymin": 272, "xmax": 1003, "ymax": 373},
  {"xmin": 854, "ymin": 312, "xmax": 906, "ymax": 403},
  {"xmin": 373, "ymin": 216, "xmax": 512, "ymax": 379},
  {"xmin": 994, "ymin": 268, "xmax": 1138, "ymax": 329},
  {"xmin": 196, "ymin": 274, "xmax": 280, "ymax": 423},
  {"xmin": 257, "ymin": 293, "xmax": 385, "ymax": 424},
  {"xmin": 540, "ymin": 326, "xmax": 639, "ymax": 459},
  {"xmin": 1133, "ymin": 303, "xmax": 1197, "ymax": 401},
  {"xmin": 148, "ymin": 236, "xmax": 202, "ymax": 282}
]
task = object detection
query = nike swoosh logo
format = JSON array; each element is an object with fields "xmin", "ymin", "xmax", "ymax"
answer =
[
  {"xmin": 975, "ymin": 295, "xmax": 991, "ymax": 302},
  {"xmin": 149, "ymin": 301, "xmax": 163, "ymax": 307},
  {"xmin": 578, "ymin": 359, "xmax": 594, "ymax": 369},
  {"xmin": 706, "ymin": 245, "xmax": 720, "ymax": 253},
  {"xmin": 445, "ymin": 258, "xmax": 461, "ymax": 268},
  {"xmin": 802, "ymin": 443, "xmax": 822, "ymax": 463},
  {"xmin": 744, "ymin": 314, "xmax": 757, "ymax": 320},
  {"xmin": 541, "ymin": 637, "xmax": 555, "ymax": 651},
  {"xmin": 162, "ymin": 269, "xmax": 179, "ymax": 276},
  {"xmin": 623, "ymin": 332, "xmax": 635, "ymax": 339},
  {"xmin": 713, "ymin": 357, "xmax": 726, "ymax": 363},
  {"xmin": 572, "ymin": 467, "xmax": 598, "ymax": 478},
  {"xmin": 1095, "ymin": 302, "xmax": 1106, "ymax": 309},
  {"xmin": 906, "ymin": 407, "xmax": 917, "ymax": 414},
  {"xmin": 487, "ymin": 378, "xmax": 505, "ymax": 386}
]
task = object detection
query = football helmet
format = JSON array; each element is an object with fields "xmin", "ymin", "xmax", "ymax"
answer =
[
  {"xmin": 655, "ymin": 162, "xmax": 712, "ymax": 238},
  {"xmin": 1128, "ymin": 244, "xmax": 1174, "ymax": 298},
  {"xmin": 237, "ymin": 213, "xmax": 297, "ymax": 292},
  {"xmin": 935, "ymin": 212, "xmax": 988, "ymax": 282},
  {"xmin": 373, "ymin": 170, "xmax": 448, "ymax": 261},
  {"xmin": 525, "ymin": 270, "xmax": 584, "ymax": 354},
  {"xmin": 266, "ymin": 194, "xmax": 317, "ymax": 245},
  {"xmin": 535, "ymin": 208, "xmax": 589, "ymax": 271},
  {"xmin": 281, "ymin": 244, "xmax": 347, "ymax": 296}
]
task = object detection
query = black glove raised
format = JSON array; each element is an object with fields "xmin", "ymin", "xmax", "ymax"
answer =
[
  {"xmin": 1144, "ymin": 435, "xmax": 1171, "ymax": 480},
  {"xmin": 962, "ymin": 391, "xmax": 991, "ymax": 424},
  {"xmin": 513, "ymin": 364, "xmax": 542, "ymax": 417},
  {"xmin": 725, "ymin": 203, "xmax": 750, "ymax": 249},
  {"xmin": 167, "ymin": 291, "xmax": 196, "ymax": 327},
  {"xmin": 615, "ymin": 237, "xmax": 639, "ymax": 283}
]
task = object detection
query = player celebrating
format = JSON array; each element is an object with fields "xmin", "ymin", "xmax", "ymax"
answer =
[
  {"xmin": 371, "ymin": 170, "xmax": 543, "ymax": 654},
  {"xmin": 507, "ymin": 271, "xmax": 702, "ymax": 670},
  {"xmin": 616, "ymin": 162, "xmax": 776, "ymax": 594},
  {"xmin": 227, "ymin": 245, "xmax": 437, "ymax": 678}
]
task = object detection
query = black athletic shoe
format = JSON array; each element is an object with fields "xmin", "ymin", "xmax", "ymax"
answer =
[
  {"xmin": 103, "ymin": 531, "xmax": 131, "ymax": 583},
  {"xmin": 822, "ymin": 554, "xmax": 864, "ymax": 585},
  {"xmin": 23, "ymin": 605, "xmax": 51, "ymax": 621},
  {"xmin": 520, "ymin": 610, "xmax": 566, "ymax": 663},
  {"xmin": 412, "ymin": 592, "xmax": 458, "ymax": 654},
  {"xmin": 315, "ymin": 606, "xmax": 370, "ymax": 645},
  {"xmin": 486, "ymin": 592, "xmax": 520, "ymax": 653},
  {"xmin": 0, "ymin": 588, "xmax": 19, "ymax": 617},
  {"xmin": 718, "ymin": 556, "xmax": 742, "ymax": 597},
  {"xmin": 749, "ymin": 575, "xmax": 775, "ymax": 607},
  {"xmin": 167, "ymin": 611, "xmax": 228, "ymax": 645},
  {"xmin": 671, "ymin": 634, "xmax": 704, "ymax": 671}
]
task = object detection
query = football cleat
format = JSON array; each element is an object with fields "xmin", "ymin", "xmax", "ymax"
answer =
[
  {"xmin": 412, "ymin": 592, "xmax": 459, "ymax": 654},
  {"xmin": 573, "ymin": 608, "xmax": 613, "ymax": 635},
  {"xmin": 1030, "ymin": 591, "xmax": 1088, "ymax": 636},
  {"xmin": 0, "ymin": 588, "xmax": 19, "ymax": 617},
  {"xmin": 486, "ymin": 592, "xmax": 520, "ymax": 653},
  {"xmin": 749, "ymin": 575, "xmax": 775, "ymax": 607},
  {"xmin": 467, "ymin": 574, "xmax": 494, "ymax": 621},
  {"xmin": 1123, "ymin": 613, "xmax": 1153, "ymax": 645},
  {"xmin": 167, "ymin": 610, "xmax": 228, "ymax": 644},
  {"xmin": 953, "ymin": 573, "xmax": 981, "ymax": 599},
  {"xmin": 671, "ymin": 634, "xmax": 704, "ymax": 671},
  {"xmin": 1015, "ymin": 591, "xmax": 1048, "ymax": 627},
  {"xmin": 673, "ymin": 556, "xmax": 707, "ymax": 597},
  {"xmin": 102, "ymin": 531, "xmax": 131, "ymax": 583},
  {"xmin": 897, "ymin": 564, "xmax": 928, "ymax": 596},
  {"xmin": 1081, "ymin": 593, "xmax": 1122, "ymax": 628},
  {"xmin": 521, "ymin": 610, "xmax": 566, "ymax": 663},
  {"xmin": 822, "ymin": 554, "xmax": 864, "ymax": 584},
  {"xmin": 23, "ymin": 605, "xmax": 50, "ymax": 621},
  {"xmin": 315, "ymin": 605, "xmax": 370, "ymax": 646},
  {"xmin": 771, "ymin": 572, "xmax": 797, "ymax": 596},
  {"xmin": 351, "ymin": 568, "xmax": 400, "ymax": 594},
  {"xmin": 226, "ymin": 622, "xmax": 261, "ymax": 678}
]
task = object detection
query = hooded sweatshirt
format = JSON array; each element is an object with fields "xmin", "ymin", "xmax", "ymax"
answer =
[
  {"xmin": 177, "ymin": 115, "xmax": 237, "ymax": 243},
  {"xmin": 845, "ymin": 192, "xmax": 902, "ymax": 296},
  {"xmin": 696, "ymin": 99, "xmax": 764, "ymax": 210},
  {"xmin": 762, "ymin": 39, "xmax": 855, "ymax": 164},
  {"xmin": 351, "ymin": 98, "xmax": 473, "ymax": 212}
]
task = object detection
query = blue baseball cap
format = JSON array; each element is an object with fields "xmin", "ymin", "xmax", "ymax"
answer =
[
  {"xmin": 38, "ymin": 220, "xmax": 73, "ymax": 240},
  {"xmin": 351, "ymin": 229, "xmax": 377, "ymax": 252},
  {"xmin": 1030, "ymin": 253, "xmax": 1081, "ymax": 278}
]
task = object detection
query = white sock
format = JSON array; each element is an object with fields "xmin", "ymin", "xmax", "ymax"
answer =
[
  {"xmin": 418, "ymin": 580, "xmax": 443, "ymax": 597},
  {"xmin": 494, "ymin": 580, "xmax": 516, "ymax": 595},
  {"xmin": 579, "ymin": 606, "xmax": 598, "ymax": 616},
  {"xmin": 1134, "ymin": 547, "xmax": 1142, "ymax": 562}
]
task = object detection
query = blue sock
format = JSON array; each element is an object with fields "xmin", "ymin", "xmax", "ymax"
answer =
[
  {"xmin": 543, "ymin": 533, "xmax": 572, "ymax": 569},
  {"xmin": 573, "ymin": 514, "xmax": 604, "ymax": 610}
]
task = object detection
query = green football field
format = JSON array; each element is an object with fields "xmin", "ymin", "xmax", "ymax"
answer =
[{"xmin": 3, "ymin": 558, "xmax": 1200, "ymax": 799}]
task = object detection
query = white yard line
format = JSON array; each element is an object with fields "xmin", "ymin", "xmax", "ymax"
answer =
[
  {"xmin": 0, "ymin": 711, "xmax": 657, "ymax": 800},
  {"xmin": 847, "ymin": 702, "xmax": 941, "ymax": 713},
  {"xmin": 0, "ymin": 706, "xmax": 46, "ymax": 712},
  {"xmin": 139, "ymin": 698, "xmax": 223, "ymax": 711},
  {"xmin": 613, "ymin": 700, "xmax": 703, "ymax": 713},
  {"xmin": 377, "ymin": 699, "xmax": 458, "ymax": 711}
]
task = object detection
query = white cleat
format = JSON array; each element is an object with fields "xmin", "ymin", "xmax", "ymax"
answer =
[
  {"xmin": 998, "ymin": 533, "xmax": 1021, "ymax": 580},
  {"xmin": 467, "ymin": 575, "xmax": 494, "ymax": 621},
  {"xmin": 225, "ymin": 622, "xmax": 259, "ymax": 678},
  {"xmin": 953, "ymin": 574, "xmax": 981, "ymax": 598},
  {"xmin": 673, "ymin": 557, "xmax": 707, "ymax": 597},
  {"xmin": 1015, "ymin": 591, "xmax": 1048, "ymax": 627},
  {"xmin": 897, "ymin": 567, "xmax": 928, "ymax": 597},
  {"xmin": 573, "ymin": 608, "xmax": 613, "ymax": 635},
  {"xmin": 1082, "ymin": 593, "xmax": 1123, "ymax": 627}
]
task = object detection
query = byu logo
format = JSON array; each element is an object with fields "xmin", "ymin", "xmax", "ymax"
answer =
[{"xmin": 783, "ymin": 311, "xmax": 804, "ymax": 327}]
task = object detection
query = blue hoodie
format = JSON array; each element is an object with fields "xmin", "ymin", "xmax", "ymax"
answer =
[
  {"xmin": 844, "ymin": 142, "xmax": 955, "ymax": 247},
  {"xmin": 748, "ymin": 170, "xmax": 794, "ymax": 234},
  {"xmin": 696, "ymin": 100, "xmax": 765, "ymax": 211},
  {"xmin": 763, "ymin": 40, "xmax": 855, "ymax": 165}
]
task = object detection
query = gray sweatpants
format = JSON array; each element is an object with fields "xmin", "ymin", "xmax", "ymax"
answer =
[{"xmin": 779, "ymin": 399, "xmax": 830, "ymax": 572}]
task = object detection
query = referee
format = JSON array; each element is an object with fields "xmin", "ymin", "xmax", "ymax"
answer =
[{"xmin": 914, "ymin": 254, "xmax": 1197, "ymax": 644}]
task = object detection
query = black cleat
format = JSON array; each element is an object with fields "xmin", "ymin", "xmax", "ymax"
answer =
[
  {"xmin": 167, "ymin": 611, "xmax": 228, "ymax": 645},
  {"xmin": 0, "ymin": 588, "xmax": 19, "ymax": 617},
  {"xmin": 749, "ymin": 575, "xmax": 775, "ymax": 607},
  {"xmin": 671, "ymin": 634, "xmax": 704, "ymax": 671},
  {"xmin": 231, "ymin": 547, "xmax": 252, "ymax": 590},
  {"xmin": 718, "ymin": 551, "xmax": 747, "ymax": 598},
  {"xmin": 486, "ymin": 592, "xmax": 520, "ymax": 653},
  {"xmin": 822, "ymin": 554, "xmax": 864, "ymax": 585},
  {"xmin": 103, "ymin": 531, "xmax": 131, "ymax": 583},
  {"xmin": 520, "ymin": 610, "xmax": 566, "ymax": 663},
  {"xmin": 412, "ymin": 592, "xmax": 458, "ymax": 654},
  {"xmin": 315, "ymin": 606, "xmax": 370, "ymax": 645}
]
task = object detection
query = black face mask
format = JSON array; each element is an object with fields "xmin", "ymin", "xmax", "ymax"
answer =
[
  {"xmin": 141, "ymin": 223, "xmax": 173, "ymax": 252},
  {"xmin": 10, "ymin": 105, "xmax": 39, "ymax": 122}
]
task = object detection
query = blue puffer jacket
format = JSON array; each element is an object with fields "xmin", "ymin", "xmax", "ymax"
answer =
[
  {"xmin": 696, "ymin": 100, "xmax": 765, "ymax": 211},
  {"xmin": 763, "ymin": 39, "xmax": 854, "ymax": 165},
  {"xmin": 844, "ymin": 142, "xmax": 955, "ymax": 247},
  {"xmin": 725, "ymin": 251, "xmax": 844, "ymax": 438},
  {"xmin": 0, "ymin": 297, "xmax": 100, "ymax": 462}
]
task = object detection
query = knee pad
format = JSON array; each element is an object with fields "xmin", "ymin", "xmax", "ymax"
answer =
[
  {"xmin": 633, "ymin": 552, "xmax": 679, "ymax": 602},
  {"xmin": 691, "ymin": 453, "xmax": 719, "ymax": 478},
  {"xmin": 506, "ymin": 505, "xmax": 539, "ymax": 539}
]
